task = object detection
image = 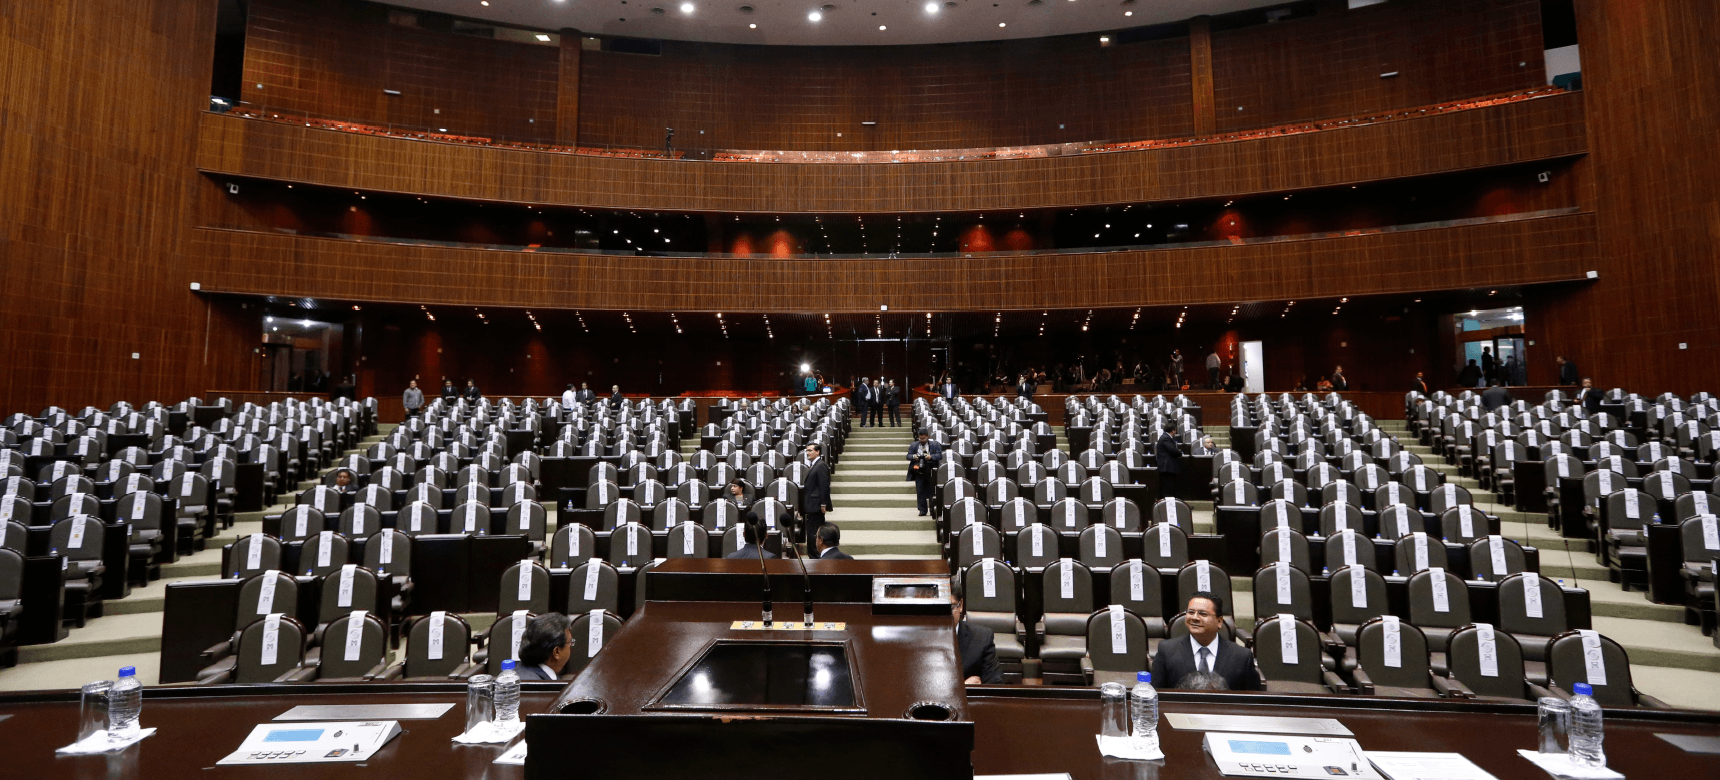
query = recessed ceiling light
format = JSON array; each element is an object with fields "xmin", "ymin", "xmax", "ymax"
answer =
[
  {"xmin": 809, "ymin": 10, "xmax": 822, "ymax": 21},
  {"xmin": 999, "ymin": 22, "xmax": 1006, "ymax": 26},
  {"xmin": 750, "ymin": 22, "xmax": 756, "ymax": 27},
  {"xmin": 879, "ymin": 24, "xmax": 886, "ymax": 29},
  {"xmin": 925, "ymin": 1, "xmax": 939, "ymax": 11},
  {"xmin": 535, "ymin": 34, "xmax": 551, "ymax": 41},
  {"xmin": 680, "ymin": 1, "xmax": 694, "ymax": 12},
  {"xmin": 479, "ymin": 0, "xmax": 487, "ymax": 5},
  {"xmin": 1125, "ymin": 10, "xmax": 1131, "ymax": 15}
]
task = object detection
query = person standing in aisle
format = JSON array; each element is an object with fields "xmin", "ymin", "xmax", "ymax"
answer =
[
  {"xmin": 1155, "ymin": 427, "xmax": 1183, "ymax": 500},
  {"xmin": 1205, "ymin": 349, "xmax": 1222, "ymax": 389},
  {"xmin": 869, "ymin": 379, "xmax": 885, "ymax": 427},
  {"xmin": 907, "ymin": 429, "xmax": 943, "ymax": 517},
  {"xmin": 885, "ymin": 380, "xmax": 902, "ymax": 427},
  {"xmin": 402, "ymin": 380, "xmax": 425, "ymax": 418},
  {"xmin": 854, "ymin": 378, "xmax": 873, "ymax": 428}
]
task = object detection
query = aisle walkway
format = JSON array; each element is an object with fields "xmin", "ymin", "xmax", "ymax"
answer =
[{"xmin": 828, "ymin": 426, "xmax": 940, "ymax": 558}]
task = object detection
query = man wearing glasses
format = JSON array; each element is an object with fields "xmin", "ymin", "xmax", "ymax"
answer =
[{"xmin": 1150, "ymin": 592, "xmax": 1262, "ymax": 691}]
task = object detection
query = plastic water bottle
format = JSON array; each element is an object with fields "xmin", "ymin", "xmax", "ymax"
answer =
[
  {"xmin": 1568, "ymin": 683, "xmax": 1606, "ymax": 767},
  {"xmin": 493, "ymin": 660, "xmax": 521, "ymax": 724},
  {"xmin": 1129, "ymin": 671, "xmax": 1159, "ymax": 748},
  {"xmin": 107, "ymin": 666, "xmax": 142, "ymax": 741}
]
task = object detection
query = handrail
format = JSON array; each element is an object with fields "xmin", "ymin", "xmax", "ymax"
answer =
[{"xmin": 212, "ymin": 86, "xmax": 1566, "ymax": 166}]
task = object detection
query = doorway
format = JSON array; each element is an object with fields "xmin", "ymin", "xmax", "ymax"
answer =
[{"xmin": 1241, "ymin": 341, "xmax": 1265, "ymax": 393}]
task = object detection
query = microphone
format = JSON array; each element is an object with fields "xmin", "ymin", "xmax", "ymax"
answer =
[
  {"xmin": 749, "ymin": 514, "xmax": 773, "ymax": 627},
  {"xmin": 784, "ymin": 520, "xmax": 815, "ymax": 627}
]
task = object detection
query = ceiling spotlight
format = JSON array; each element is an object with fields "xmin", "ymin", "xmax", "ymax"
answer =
[
  {"xmin": 750, "ymin": 22, "xmax": 757, "ymax": 27},
  {"xmin": 1125, "ymin": 10, "xmax": 1132, "ymax": 15},
  {"xmin": 924, "ymin": 1, "xmax": 939, "ymax": 10},
  {"xmin": 534, "ymin": 34, "xmax": 552, "ymax": 42},
  {"xmin": 998, "ymin": 22, "xmax": 1006, "ymax": 26},
  {"xmin": 809, "ymin": 10, "xmax": 822, "ymax": 21},
  {"xmin": 879, "ymin": 24, "xmax": 886, "ymax": 29},
  {"xmin": 680, "ymin": 1, "xmax": 694, "ymax": 12}
]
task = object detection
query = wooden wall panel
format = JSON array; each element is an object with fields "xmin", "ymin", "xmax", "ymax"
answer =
[
  {"xmin": 576, "ymin": 36, "xmax": 1193, "ymax": 152},
  {"xmin": 0, "ymin": 0, "xmax": 252, "ymax": 414},
  {"xmin": 242, "ymin": 0, "xmax": 560, "ymax": 143},
  {"xmin": 196, "ymin": 92, "xmax": 1588, "ymax": 214},
  {"xmin": 1211, "ymin": 0, "xmax": 1546, "ymax": 132},
  {"xmin": 1528, "ymin": 0, "xmax": 1720, "ymax": 396},
  {"xmin": 189, "ymin": 213, "xmax": 1596, "ymax": 313}
]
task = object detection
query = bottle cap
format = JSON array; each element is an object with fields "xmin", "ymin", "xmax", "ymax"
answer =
[
  {"xmin": 1137, "ymin": 671, "xmax": 1151, "ymax": 683},
  {"xmin": 501, "ymin": 660, "xmax": 516, "ymax": 671},
  {"xmin": 1572, "ymin": 682, "xmax": 1592, "ymax": 696},
  {"xmin": 119, "ymin": 666, "xmax": 136, "ymax": 677}
]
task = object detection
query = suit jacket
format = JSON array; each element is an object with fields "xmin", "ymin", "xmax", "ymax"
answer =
[
  {"xmin": 907, "ymin": 440, "xmax": 944, "ymax": 481},
  {"xmin": 885, "ymin": 386, "xmax": 901, "ymax": 407},
  {"xmin": 1151, "ymin": 635, "xmax": 1262, "ymax": 691},
  {"xmin": 941, "ymin": 383, "xmax": 957, "ymax": 400},
  {"xmin": 1155, "ymin": 432, "xmax": 1183, "ymax": 475},
  {"xmin": 855, "ymin": 384, "xmax": 872, "ymax": 407},
  {"xmin": 819, "ymin": 546, "xmax": 854, "ymax": 560},
  {"xmin": 1581, "ymin": 387, "xmax": 1604, "ymax": 412},
  {"xmin": 726, "ymin": 544, "xmax": 778, "ymax": 560},
  {"xmin": 465, "ymin": 386, "xmax": 483, "ymax": 400},
  {"xmin": 1559, "ymin": 362, "xmax": 1580, "ymax": 385},
  {"xmin": 514, "ymin": 663, "xmax": 557, "ymax": 681},
  {"xmin": 1481, "ymin": 386, "xmax": 1512, "ymax": 411},
  {"xmin": 957, "ymin": 620, "xmax": 1004, "ymax": 684},
  {"xmin": 1331, "ymin": 374, "xmax": 1348, "ymax": 391},
  {"xmin": 802, "ymin": 458, "xmax": 831, "ymax": 512},
  {"xmin": 578, "ymin": 389, "xmax": 595, "ymax": 403},
  {"xmin": 1412, "ymin": 378, "xmax": 1429, "ymax": 394},
  {"xmin": 609, "ymin": 392, "xmax": 625, "ymax": 409},
  {"xmin": 1017, "ymin": 383, "xmax": 1034, "ymax": 399}
]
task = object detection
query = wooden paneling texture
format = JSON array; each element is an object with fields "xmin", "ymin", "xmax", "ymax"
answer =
[
  {"xmin": 190, "ymin": 213, "xmax": 1596, "ymax": 313},
  {"xmin": 1527, "ymin": 0, "xmax": 1720, "ymax": 395},
  {"xmin": 195, "ymin": 92, "xmax": 1588, "ymax": 213},
  {"xmin": 1210, "ymin": 0, "xmax": 1546, "ymax": 133},
  {"xmin": 0, "ymin": 0, "xmax": 252, "ymax": 414},
  {"xmin": 575, "ymin": 35, "xmax": 1193, "ymax": 152},
  {"xmin": 242, "ymin": 0, "xmax": 560, "ymax": 143}
]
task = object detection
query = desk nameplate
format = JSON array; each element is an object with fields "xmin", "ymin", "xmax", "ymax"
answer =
[
  {"xmin": 275, "ymin": 704, "xmax": 455, "ymax": 721},
  {"xmin": 1165, "ymin": 713, "xmax": 1352, "ymax": 736},
  {"xmin": 729, "ymin": 620, "xmax": 846, "ymax": 631}
]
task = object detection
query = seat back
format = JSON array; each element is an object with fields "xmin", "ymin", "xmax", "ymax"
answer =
[
  {"xmin": 551, "ymin": 523, "xmax": 599, "ymax": 568},
  {"xmin": 1260, "ymin": 528, "xmax": 1311, "ymax": 572},
  {"xmin": 1392, "ymin": 532, "xmax": 1448, "ymax": 574},
  {"xmin": 1355, "ymin": 616, "xmax": 1431, "ymax": 690},
  {"xmin": 1497, "ymin": 572, "xmax": 1568, "ymax": 638},
  {"xmin": 0, "ymin": 521, "xmax": 27, "ymax": 554},
  {"xmin": 1329, "ymin": 565, "xmax": 1388, "ymax": 627},
  {"xmin": 1152, "ymin": 498, "xmax": 1192, "ymax": 531},
  {"xmin": 319, "ymin": 612, "xmax": 389, "ymax": 679},
  {"xmin": 566, "ymin": 610, "xmax": 624, "ymax": 677},
  {"xmin": 228, "ymin": 532, "xmax": 284, "ymax": 578},
  {"xmin": 338, "ymin": 504, "xmax": 381, "ymax": 540},
  {"xmin": 1012, "ymin": 523, "xmax": 1059, "ymax": 569},
  {"xmin": 1099, "ymin": 498, "xmax": 1141, "ymax": 532},
  {"xmin": 452, "ymin": 502, "xmax": 493, "ymax": 535},
  {"xmin": 961, "ymin": 559, "xmax": 1018, "ymax": 635},
  {"xmin": 1252, "ymin": 614, "xmax": 1326, "ymax": 685},
  {"xmin": 947, "ymin": 498, "xmax": 987, "ymax": 536},
  {"xmin": 318, "ymin": 564, "xmax": 379, "ymax": 625},
  {"xmin": 1679, "ymin": 515, "xmax": 1720, "ymax": 563},
  {"xmin": 235, "ymin": 571, "xmax": 298, "ymax": 632},
  {"xmin": 1078, "ymin": 525, "xmax": 1125, "ymax": 569},
  {"xmin": 279, "ymin": 506, "xmax": 327, "ymax": 541},
  {"xmin": 1108, "ymin": 560, "xmax": 1162, "ymax": 622},
  {"xmin": 1323, "ymin": 529, "xmax": 1375, "ymax": 572},
  {"xmin": 1253, "ymin": 562, "xmax": 1314, "ymax": 622},
  {"xmin": 299, "ymin": 531, "xmax": 350, "ymax": 577},
  {"xmin": 1406, "ymin": 567, "xmax": 1472, "ymax": 632},
  {"xmin": 506, "ymin": 501, "xmax": 549, "ymax": 540},
  {"xmin": 1545, "ymin": 630, "xmax": 1638, "ymax": 707},
  {"xmin": 364, "ymin": 528, "xmax": 413, "ymax": 578},
  {"xmin": 996, "ymin": 498, "xmax": 1035, "ymax": 531},
  {"xmin": 1439, "ymin": 506, "xmax": 1487, "ymax": 545},
  {"xmin": 1175, "ymin": 561, "xmax": 1233, "ymax": 616},
  {"xmin": 667, "ymin": 522, "xmax": 709, "ymax": 558},
  {"xmin": 567, "ymin": 560, "xmax": 621, "ymax": 614},
  {"xmin": 233, "ymin": 614, "xmax": 308, "ymax": 684},
  {"xmin": 1447, "ymin": 623, "xmax": 1528, "ymax": 700},
  {"xmin": 1086, "ymin": 607, "xmax": 1149, "ymax": 674},
  {"xmin": 1469, "ymin": 536, "xmax": 1528, "ymax": 581},
  {"xmin": 1378, "ymin": 505, "xmax": 1424, "ymax": 541},
  {"xmin": 1141, "ymin": 523, "xmax": 1190, "ymax": 569},
  {"xmin": 608, "ymin": 522, "xmax": 654, "ymax": 566},
  {"xmin": 484, "ymin": 611, "xmax": 536, "ymax": 675},
  {"xmin": 1041, "ymin": 558, "xmax": 1094, "ymax": 616},
  {"xmin": 1049, "ymin": 498, "xmax": 1090, "ymax": 532}
]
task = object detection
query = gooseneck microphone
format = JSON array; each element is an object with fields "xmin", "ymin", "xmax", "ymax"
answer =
[
  {"xmin": 751, "ymin": 517, "xmax": 773, "ymax": 627},
  {"xmin": 783, "ymin": 521, "xmax": 815, "ymax": 627}
]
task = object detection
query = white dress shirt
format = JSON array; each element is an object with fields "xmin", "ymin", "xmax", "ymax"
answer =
[{"xmin": 1189, "ymin": 633, "xmax": 1222, "ymax": 675}]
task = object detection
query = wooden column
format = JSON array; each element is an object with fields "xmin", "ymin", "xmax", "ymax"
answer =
[
  {"xmin": 556, "ymin": 29, "xmax": 582, "ymax": 146},
  {"xmin": 1189, "ymin": 16, "xmax": 1216, "ymax": 136}
]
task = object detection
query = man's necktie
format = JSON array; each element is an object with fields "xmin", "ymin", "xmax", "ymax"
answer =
[{"xmin": 1198, "ymin": 647, "xmax": 1212, "ymax": 675}]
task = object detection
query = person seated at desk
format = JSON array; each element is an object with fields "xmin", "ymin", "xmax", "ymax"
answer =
[
  {"xmin": 1192, "ymin": 435, "xmax": 1218, "ymax": 456},
  {"xmin": 1151, "ymin": 592, "xmax": 1262, "ymax": 691},
  {"xmin": 813, "ymin": 522, "xmax": 853, "ymax": 560},
  {"xmin": 725, "ymin": 480, "xmax": 751, "ymax": 510},
  {"xmin": 332, "ymin": 469, "xmax": 357, "ymax": 492},
  {"xmin": 950, "ymin": 576, "xmax": 1003, "ymax": 684},
  {"xmin": 516, "ymin": 612, "xmax": 574, "ymax": 681},
  {"xmin": 726, "ymin": 521, "xmax": 777, "ymax": 560}
]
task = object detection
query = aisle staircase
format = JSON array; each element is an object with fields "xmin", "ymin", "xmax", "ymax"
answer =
[{"xmin": 828, "ymin": 426, "xmax": 941, "ymax": 559}]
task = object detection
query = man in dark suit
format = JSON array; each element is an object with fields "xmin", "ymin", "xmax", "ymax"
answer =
[
  {"xmin": 940, "ymin": 377, "xmax": 958, "ymax": 400},
  {"xmin": 868, "ymin": 379, "xmax": 885, "ymax": 428},
  {"xmin": 813, "ymin": 522, "xmax": 853, "ymax": 560},
  {"xmin": 800, "ymin": 443, "xmax": 831, "ymax": 531},
  {"xmin": 1155, "ymin": 427, "xmax": 1183, "ymax": 501},
  {"xmin": 725, "ymin": 520, "xmax": 778, "ymax": 560},
  {"xmin": 609, "ymin": 385, "xmax": 626, "ymax": 410},
  {"xmin": 885, "ymin": 380, "xmax": 902, "ymax": 427},
  {"xmin": 1557, "ymin": 356, "xmax": 1580, "ymax": 386},
  {"xmin": 1579, "ymin": 378, "xmax": 1604, "ymax": 413},
  {"xmin": 1481, "ymin": 379, "xmax": 1512, "ymax": 411},
  {"xmin": 854, "ymin": 378, "xmax": 872, "ymax": 428},
  {"xmin": 1191, "ymin": 435, "xmax": 1218, "ymax": 456},
  {"xmin": 1151, "ymin": 592, "xmax": 1261, "ymax": 691},
  {"xmin": 1411, "ymin": 372, "xmax": 1430, "ymax": 395},
  {"xmin": 577, "ymin": 382, "xmax": 596, "ymax": 404},
  {"xmin": 907, "ymin": 430, "xmax": 944, "ymax": 516},
  {"xmin": 952, "ymin": 576, "xmax": 1003, "ymax": 684},
  {"xmin": 464, "ymin": 379, "xmax": 483, "ymax": 402},
  {"xmin": 1016, "ymin": 374, "xmax": 1035, "ymax": 402},
  {"xmin": 515, "ymin": 612, "xmax": 573, "ymax": 681}
]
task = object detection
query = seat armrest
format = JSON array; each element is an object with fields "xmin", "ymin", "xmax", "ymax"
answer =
[
  {"xmin": 361, "ymin": 661, "xmax": 391, "ymax": 680},
  {"xmin": 1432, "ymin": 675, "xmax": 1475, "ymax": 699},
  {"xmin": 373, "ymin": 662, "xmax": 405, "ymax": 681},
  {"xmin": 1634, "ymin": 690, "xmax": 1674, "ymax": 709},
  {"xmin": 197, "ymin": 669, "xmax": 234, "ymax": 686},
  {"xmin": 1351, "ymin": 667, "xmax": 1377, "ymax": 695},
  {"xmin": 279, "ymin": 665, "xmax": 318, "ymax": 683},
  {"xmin": 202, "ymin": 637, "xmax": 235, "ymax": 661},
  {"xmin": 450, "ymin": 662, "xmax": 480, "ymax": 680},
  {"xmin": 1321, "ymin": 669, "xmax": 1351, "ymax": 694},
  {"xmin": 1526, "ymin": 682, "xmax": 1554, "ymax": 700},
  {"xmin": 1080, "ymin": 654, "xmax": 1095, "ymax": 682}
]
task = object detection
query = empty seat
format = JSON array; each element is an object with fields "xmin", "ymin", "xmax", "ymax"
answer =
[
  {"xmin": 1544, "ymin": 629, "xmax": 1671, "ymax": 708},
  {"xmin": 198, "ymin": 614, "xmax": 309, "ymax": 685},
  {"xmin": 1469, "ymin": 536, "xmax": 1528, "ymax": 582},
  {"xmin": 565, "ymin": 609, "xmax": 624, "ymax": 677},
  {"xmin": 566, "ymin": 559, "xmax": 621, "ymax": 614},
  {"xmin": 1445, "ymin": 624, "xmax": 1543, "ymax": 702},
  {"xmin": 1081, "ymin": 606, "xmax": 1150, "ymax": 686},
  {"xmin": 498, "ymin": 559, "xmax": 552, "ymax": 614},
  {"xmin": 1406, "ymin": 567, "xmax": 1471, "ymax": 670},
  {"xmin": 1253, "ymin": 614, "xmax": 1345, "ymax": 695},
  {"xmin": 1349, "ymin": 617, "xmax": 1460, "ymax": 698},
  {"xmin": 1108, "ymin": 559, "xmax": 1167, "ymax": 651},
  {"xmin": 298, "ymin": 531, "xmax": 350, "ymax": 577},
  {"xmin": 1329, "ymin": 565, "xmax": 1389, "ymax": 650},
  {"xmin": 1392, "ymin": 532, "xmax": 1449, "ymax": 574}
]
